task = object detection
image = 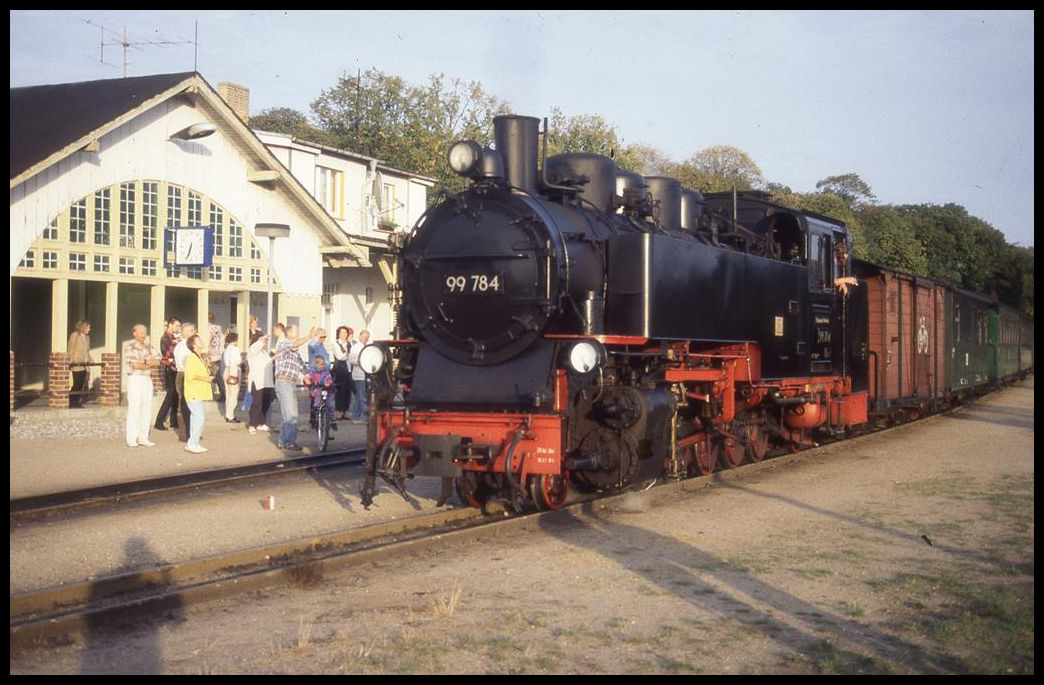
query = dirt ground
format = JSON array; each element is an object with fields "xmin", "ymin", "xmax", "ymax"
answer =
[{"xmin": 10, "ymin": 378, "xmax": 1034, "ymax": 674}]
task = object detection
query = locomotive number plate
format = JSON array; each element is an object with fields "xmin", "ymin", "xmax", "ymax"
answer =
[{"xmin": 444, "ymin": 273, "xmax": 504, "ymax": 294}]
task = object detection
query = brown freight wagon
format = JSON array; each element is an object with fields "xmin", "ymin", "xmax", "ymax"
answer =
[{"xmin": 852, "ymin": 261, "xmax": 946, "ymax": 413}]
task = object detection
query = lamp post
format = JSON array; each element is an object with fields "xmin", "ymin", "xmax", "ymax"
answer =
[{"xmin": 253, "ymin": 223, "xmax": 291, "ymax": 350}]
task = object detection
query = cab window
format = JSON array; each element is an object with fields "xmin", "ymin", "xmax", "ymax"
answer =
[{"xmin": 807, "ymin": 232, "xmax": 832, "ymax": 291}]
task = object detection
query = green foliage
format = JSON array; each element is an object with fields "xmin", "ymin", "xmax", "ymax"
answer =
[
  {"xmin": 816, "ymin": 173, "xmax": 877, "ymax": 206},
  {"xmin": 310, "ymin": 69, "xmax": 508, "ymax": 195},
  {"xmin": 821, "ymin": 201, "xmax": 1034, "ymax": 313},
  {"xmin": 546, "ymin": 107, "xmax": 644, "ymax": 171},
  {"xmin": 621, "ymin": 143, "xmax": 676, "ymax": 177},
  {"xmin": 670, "ymin": 145, "xmax": 764, "ymax": 193},
  {"xmin": 856, "ymin": 205, "xmax": 928, "ymax": 275},
  {"xmin": 1007, "ymin": 246, "xmax": 1034, "ymax": 317},
  {"xmin": 899, "ymin": 204, "xmax": 1010, "ymax": 292},
  {"xmin": 249, "ymin": 107, "xmax": 331, "ymax": 144}
]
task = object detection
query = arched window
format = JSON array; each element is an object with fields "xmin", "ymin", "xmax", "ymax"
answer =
[{"xmin": 15, "ymin": 181, "xmax": 276, "ymax": 291}]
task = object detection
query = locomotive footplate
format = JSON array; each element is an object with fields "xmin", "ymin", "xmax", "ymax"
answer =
[{"xmin": 381, "ymin": 411, "xmax": 566, "ymax": 479}]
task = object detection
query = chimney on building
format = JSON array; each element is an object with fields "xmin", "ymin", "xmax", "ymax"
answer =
[{"xmin": 218, "ymin": 82, "xmax": 250, "ymax": 122}]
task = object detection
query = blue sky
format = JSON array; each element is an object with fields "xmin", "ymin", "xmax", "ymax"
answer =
[{"xmin": 10, "ymin": 10, "xmax": 1034, "ymax": 247}]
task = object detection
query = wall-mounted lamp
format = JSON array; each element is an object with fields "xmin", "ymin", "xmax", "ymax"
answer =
[{"xmin": 170, "ymin": 122, "xmax": 217, "ymax": 141}]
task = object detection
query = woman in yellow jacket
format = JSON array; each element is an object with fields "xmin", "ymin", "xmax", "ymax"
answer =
[{"xmin": 182, "ymin": 334, "xmax": 214, "ymax": 454}]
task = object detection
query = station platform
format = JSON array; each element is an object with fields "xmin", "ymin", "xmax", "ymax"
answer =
[
  {"xmin": 9, "ymin": 388, "xmax": 449, "ymax": 598},
  {"xmin": 9, "ymin": 391, "xmax": 368, "ymax": 499}
]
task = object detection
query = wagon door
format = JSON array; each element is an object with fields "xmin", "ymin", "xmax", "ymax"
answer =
[{"xmin": 911, "ymin": 279, "xmax": 938, "ymax": 399}]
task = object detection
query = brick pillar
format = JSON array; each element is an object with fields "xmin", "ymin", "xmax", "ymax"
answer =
[
  {"xmin": 10, "ymin": 350, "xmax": 15, "ymax": 413},
  {"xmin": 100, "ymin": 353, "xmax": 121, "ymax": 407},
  {"xmin": 49, "ymin": 352, "xmax": 70, "ymax": 409},
  {"xmin": 150, "ymin": 364, "xmax": 164, "ymax": 392}
]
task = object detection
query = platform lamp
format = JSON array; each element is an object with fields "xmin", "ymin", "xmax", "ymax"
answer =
[{"xmin": 254, "ymin": 223, "xmax": 291, "ymax": 350}]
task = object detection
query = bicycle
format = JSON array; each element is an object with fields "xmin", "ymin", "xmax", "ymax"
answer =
[{"xmin": 314, "ymin": 387, "xmax": 332, "ymax": 452}]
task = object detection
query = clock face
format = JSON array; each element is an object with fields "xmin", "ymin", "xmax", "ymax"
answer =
[{"xmin": 174, "ymin": 228, "xmax": 206, "ymax": 265}]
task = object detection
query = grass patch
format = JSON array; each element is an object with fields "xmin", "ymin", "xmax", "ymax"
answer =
[
  {"xmin": 836, "ymin": 601, "xmax": 866, "ymax": 617},
  {"xmin": 806, "ymin": 638, "xmax": 894, "ymax": 674},
  {"xmin": 866, "ymin": 569, "xmax": 1034, "ymax": 674},
  {"xmin": 724, "ymin": 555, "xmax": 778, "ymax": 574},
  {"xmin": 429, "ymin": 579, "xmax": 463, "ymax": 618},
  {"xmin": 896, "ymin": 476, "xmax": 977, "ymax": 499},
  {"xmin": 929, "ymin": 583, "xmax": 1034, "ymax": 674},
  {"xmin": 984, "ymin": 491, "xmax": 1034, "ymax": 528},
  {"xmin": 656, "ymin": 655, "xmax": 701, "ymax": 673}
]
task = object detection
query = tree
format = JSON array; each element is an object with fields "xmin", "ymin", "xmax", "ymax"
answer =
[
  {"xmin": 310, "ymin": 69, "xmax": 508, "ymax": 195},
  {"xmin": 621, "ymin": 142, "xmax": 675, "ymax": 177},
  {"xmin": 900, "ymin": 203, "xmax": 1021, "ymax": 298},
  {"xmin": 856, "ymin": 205, "xmax": 927, "ymax": 275},
  {"xmin": 671, "ymin": 145, "xmax": 764, "ymax": 193},
  {"xmin": 544, "ymin": 108, "xmax": 645, "ymax": 172},
  {"xmin": 815, "ymin": 173, "xmax": 877, "ymax": 206},
  {"xmin": 249, "ymin": 107, "xmax": 330, "ymax": 144},
  {"xmin": 547, "ymin": 108, "xmax": 617, "ymax": 157},
  {"xmin": 1009, "ymin": 246, "xmax": 1034, "ymax": 316}
]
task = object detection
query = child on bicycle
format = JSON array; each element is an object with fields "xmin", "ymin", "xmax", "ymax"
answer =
[{"xmin": 307, "ymin": 355, "xmax": 337, "ymax": 431}]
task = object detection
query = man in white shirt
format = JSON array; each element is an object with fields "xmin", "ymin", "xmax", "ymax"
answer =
[{"xmin": 123, "ymin": 324, "xmax": 159, "ymax": 448}]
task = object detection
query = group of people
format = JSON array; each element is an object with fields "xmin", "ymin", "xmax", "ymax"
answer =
[
  {"xmin": 132, "ymin": 313, "xmax": 372, "ymax": 454},
  {"xmin": 247, "ymin": 320, "xmax": 371, "ymax": 451},
  {"xmin": 121, "ymin": 320, "xmax": 214, "ymax": 454},
  {"xmin": 308, "ymin": 324, "xmax": 371, "ymax": 425}
]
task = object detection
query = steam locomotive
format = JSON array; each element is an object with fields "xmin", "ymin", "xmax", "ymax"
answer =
[{"xmin": 357, "ymin": 114, "xmax": 1033, "ymax": 511}]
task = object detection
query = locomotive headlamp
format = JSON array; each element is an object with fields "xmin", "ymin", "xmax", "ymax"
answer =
[
  {"xmin": 448, "ymin": 140, "xmax": 482, "ymax": 176},
  {"xmin": 568, "ymin": 340, "xmax": 605, "ymax": 374},
  {"xmin": 358, "ymin": 343, "xmax": 390, "ymax": 376}
]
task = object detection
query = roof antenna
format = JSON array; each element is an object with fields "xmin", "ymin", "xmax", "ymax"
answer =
[{"xmin": 85, "ymin": 19, "xmax": 195, "ymax": 78}]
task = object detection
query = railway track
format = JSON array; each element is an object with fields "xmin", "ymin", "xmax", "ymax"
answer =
[
  {"xmin": 10, "ymin": 490, "xmax": 506, "ymax": 650},
  {"xmin": 7, "ymin": 436, "xmax": 856, "ymax": 651},
  {"xmin": 9, "ymin": 449, "xmax": 366, "ymax": 521}
]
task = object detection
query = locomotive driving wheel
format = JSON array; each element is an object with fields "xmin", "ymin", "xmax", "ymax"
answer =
[
  {"xmin": 693, "ymin": 437, "xmax": 718, "ymax": 476},
  {"xmin": 719, "ymin": 434, "xmax": 745, "ymax": 469},
  {"xmin": 528, "ymin": 471, "xmax": 569, "ymax": 511},
  {"xmin": 745, "ymin": 423, "xmax": 769, "ymax": 462}
]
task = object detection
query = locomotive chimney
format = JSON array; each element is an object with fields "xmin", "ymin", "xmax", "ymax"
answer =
[{"xmin": 494, "ymin": 115, "xmax": 541, "ymax": 194}]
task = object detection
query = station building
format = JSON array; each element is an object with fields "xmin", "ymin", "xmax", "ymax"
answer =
[{"xmin": 10, "ymin": 72, "xmax": 432, "ymax": 408}]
